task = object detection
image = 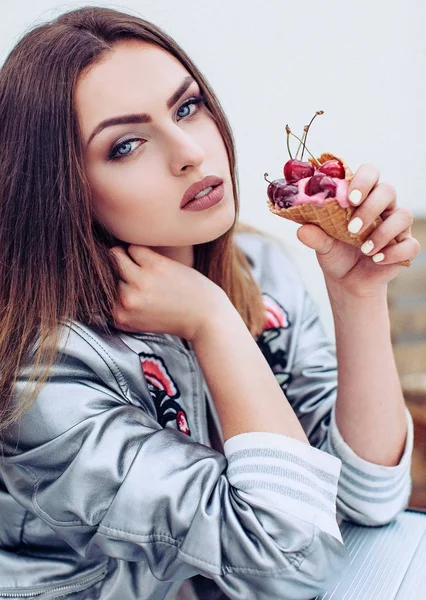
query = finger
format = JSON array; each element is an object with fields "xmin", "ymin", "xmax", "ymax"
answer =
[
  {"xmin": 368, "ymin": 237, "xmax": 420, "ymax": 266},
  {"xmin": 347, "ymin": 163, "xmax": 380, "ymax": 206},
  {"xmin": 359, "ymin": 208, "xmax": 413, "ymax": 256},
  {"xmin": 111, "ymin": 280, "xmax": 133, "ymax": 328},
  {"xmin": 127, "ymin": 244, "xmax": 159, "ymax": 267},
  {"xmin": 395, "ymin": 225, "xmax": 413, "ymax": 243},
  {"xmin": 110, "ymin": 246, "xmax": 141, "ymax": 283},
  {"xmin": 347, "ymin": 181, "xmax": 397, "ymax": 237},
  {"xmin": 297, "ymin": 224, "xmax": 335, "ymax": 255}
]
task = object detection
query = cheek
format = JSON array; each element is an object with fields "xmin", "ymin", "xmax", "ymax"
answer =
[
  {"xmin": 91, "ymin": 160, "xmax": 155, "ymax": 213},
  {"xmin": 204, "ymin": 120, "xmax": 228, "ymax": 157},
  {"xmin": 89, "ymin": 163, "xmax": 167, "ymax": 238}
]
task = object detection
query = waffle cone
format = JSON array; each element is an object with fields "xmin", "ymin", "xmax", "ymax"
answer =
[{"xmin": 268, "ymin": 153, "xmax": 410, "ymax": 267}]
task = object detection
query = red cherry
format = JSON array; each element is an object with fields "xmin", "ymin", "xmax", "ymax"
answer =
[
  {"xmin": 320, "ymin": 175, "xmax": 337, "ymax": 194},
  {"xmin": 266, "ymin": 182, "xmax": 276, "ymax": 203},
  {"xmin": 283, "ymin": 159, "xmax": 314, "ymax": 183},
  {"xmin": 305, "ymin": 173, "xmax": 338, "ymax": 198},
  {"xmin": 305, "ymin": 173, "xmax": 325, "ymax": 196},
  {"xmin": 276, "ymin": 184, "xmax": 298, "ymax": 208},
  {"xmin": 320, "ymin": 175, "xmax": 337, "ymax": 197},
  {"xmin": 317, "ymin": 159, "xmax": 345, "ymax": 179},
  {"xmin": 266, "ymin": 178, "xmax": 298, "ymax": 207},
  {"xmin": 266, "ymin": 178, "xmax": 284, "ymax": 202}
]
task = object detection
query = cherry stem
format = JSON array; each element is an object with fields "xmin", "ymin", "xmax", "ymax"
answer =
[
  {"xmin": 288, "ymin": 131, "xmax": 320, "ymax": 166},
  {"xmin": 301, "ymin": 110, "xmax": 324, "ymax": 161},
  {"xmin": 285, "ymin": 125, "xmax": 293, "ymax": 159},
  {"xmin": 296, "ymin": 126, "xmax": 308, "ymax": 160},
  {"xmin": 264, "ymin": 172, "xmax": 272, "ymax": 184}
]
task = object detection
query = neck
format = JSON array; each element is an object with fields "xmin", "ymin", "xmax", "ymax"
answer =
[{"xmin": 151, "ymin": 245, "xmax": 194, "ymax": 268}]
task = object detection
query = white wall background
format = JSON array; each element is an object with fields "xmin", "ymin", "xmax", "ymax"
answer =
[{"xmin": 1, "ymin": 0, "xmax": 425, "ymax": 338}]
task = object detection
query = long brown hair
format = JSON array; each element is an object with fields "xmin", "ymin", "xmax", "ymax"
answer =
[{"xmin": 0, "ymin": 6, "xmax": 266, "ymax": 432}]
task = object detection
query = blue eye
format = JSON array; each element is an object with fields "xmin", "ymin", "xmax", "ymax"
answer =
[
  {"xmin": 108, "ymin": 138, "xmax": 141, "ymax": 161},
  {"xmin": 107, "ymin": 94, "xmax": 206, "ymax": 161},
  {"xmin": 177, "ymin": 104, "xmax": 192, "ymax": 119},
  {"xmin": 176, "ymin": 95, "xmax": 206, "ymax": 120}
]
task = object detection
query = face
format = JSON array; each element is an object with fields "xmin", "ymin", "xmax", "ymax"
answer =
[{"xmin": 75, "ymin": 40, "xmax": 235, "ymax": 258}]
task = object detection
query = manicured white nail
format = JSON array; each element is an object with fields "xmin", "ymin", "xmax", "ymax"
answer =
[
  {"xmin": 348, "ymin": 217, "xmax": 363, "ymax": 234},
  {"xmin": 361, "ymin": 240, "xmax": 375, "ymax": 254},
  {"xmin": 372, "ymin": 252, "xmax": 385, "ymax": 263},
  {"xmin": 349, "ymin": 189, "xmax": 363, "ymax": 205}
]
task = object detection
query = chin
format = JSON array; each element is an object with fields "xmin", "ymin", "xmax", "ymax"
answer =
[{"xmin": 191, "ymin": 211, "xmax": 235, "ymax": 245}]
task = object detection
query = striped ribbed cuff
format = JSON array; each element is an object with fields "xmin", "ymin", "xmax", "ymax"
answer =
[
  {"xmin": 224, "ymin": 432, "xmax": 342, "ymax": 541},
  {"xmin": 324, "ymin": 406, "xmax": 413, "ymax": 523}
]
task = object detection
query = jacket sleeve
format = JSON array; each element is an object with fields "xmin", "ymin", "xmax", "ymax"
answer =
[
  {"xmin": 2, "ymin": 323, "xmax": 346, "ymax": 600},
  {"xmin": 283, "ymin": 282, "xmax": 413, "ymax": 527}
]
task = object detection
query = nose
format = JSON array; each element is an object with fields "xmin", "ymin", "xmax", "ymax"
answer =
[{"xmin": 166, "ymin": 127, "xmax": 205, "ymax": 176}]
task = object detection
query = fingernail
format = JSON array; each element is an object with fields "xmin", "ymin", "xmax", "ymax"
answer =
[
  {"xmin": 361, "ymin": 240, "xmax": 375, "ymax": 254},
  {"xmin": 349, "ymin": 189, "xmax": 363, "ymax": 205},
  {"xmin": 372, "ymin": 253, "xmax": 385, "ymax": 263},
  {"xmin": 348, "ymin": 217, "xmax": 363, "ymax": 234}
]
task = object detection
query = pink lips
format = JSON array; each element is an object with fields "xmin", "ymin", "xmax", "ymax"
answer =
[{"xmin": 180, "ymin": 175, "xmax": 224, "ymax": 209}]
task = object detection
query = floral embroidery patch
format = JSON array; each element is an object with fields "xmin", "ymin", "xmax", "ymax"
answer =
[
  {"xmin": 139, "ymin": 353, "xmax": 191, "ymax": 436},
  {"xmin": 263, "ymin": 293, "xmax": 291, "ymax": 330},
  {"xmin": 257, "ymin": 293, "xmax": 292, "ymax": 392}
]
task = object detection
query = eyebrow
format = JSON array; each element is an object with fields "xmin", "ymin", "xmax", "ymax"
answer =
[{"xmin": 86, "ymin": 75, "xmax": 195, "ymax": 147}]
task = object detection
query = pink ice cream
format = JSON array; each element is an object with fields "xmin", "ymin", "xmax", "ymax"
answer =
[{"xmin": 292, "ymin": 177, "xmax": 350, "ymax": 208}]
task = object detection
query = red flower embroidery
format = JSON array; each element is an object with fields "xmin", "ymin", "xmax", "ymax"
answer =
[
  {"xmin": 176, "ymin": 411, "xmax": 191, "ymax": 435},
  {"xmin": 263, "ymin": 294, "xmax": 290, "ymax": 330},
  {"xmin": 140, "ymin": 355, "xmax": 177, "ymax": 398},
  {"xmin": 140, "ymin": 353, "xmax": 191, "ymax": 436}
]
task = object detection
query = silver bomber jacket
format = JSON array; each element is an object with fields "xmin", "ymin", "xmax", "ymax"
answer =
[{"xmin": 0, "ymin": 232, "xmax": 413, "ymax": 600}]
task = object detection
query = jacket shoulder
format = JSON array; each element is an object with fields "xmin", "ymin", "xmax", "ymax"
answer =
[
  {"xmin": 6, "ymin": 321, "xmax": 156, "ymax": 453},
  {"xmin": 41, "ymin": 321, "xmax": 148, "ymax": 401}
]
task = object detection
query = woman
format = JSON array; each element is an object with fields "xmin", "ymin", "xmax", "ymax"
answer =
[{"xmin": 0, "ymin": 6, "xmax": 420, "ymax": 600}]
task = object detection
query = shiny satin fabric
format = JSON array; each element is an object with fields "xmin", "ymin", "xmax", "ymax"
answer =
[{"xmin": 0, "ymin": 232, "xmax": 353, "ymax": 599}]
